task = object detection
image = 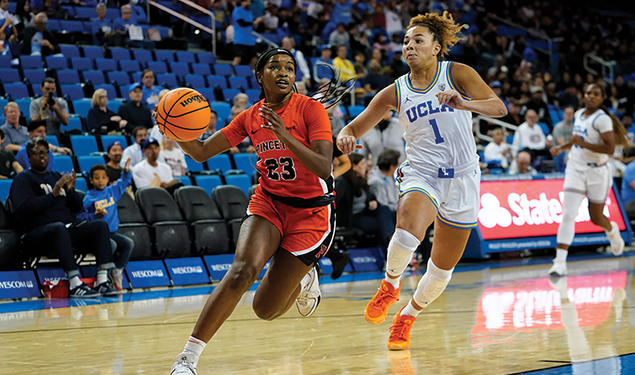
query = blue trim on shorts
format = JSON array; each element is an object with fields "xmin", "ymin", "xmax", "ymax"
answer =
[
  {"xmin": 398, "ymin": 187, "xmax": 439, "ymax": 209},
  {"xmin": 437, "ymin": 212, "xmax": 478, "ymax": 229}
]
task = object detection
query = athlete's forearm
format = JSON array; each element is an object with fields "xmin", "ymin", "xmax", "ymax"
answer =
[
  {"xmin": 462, "ymin": 97, "xmax": 507, "ymax": 117},
  {"xmin": 281, "ymin": 135, "xmax": 332, "ymax": 180},
  {"xmin": 578, "ymin": 141, "xmax": 614, "ymax": 155}
]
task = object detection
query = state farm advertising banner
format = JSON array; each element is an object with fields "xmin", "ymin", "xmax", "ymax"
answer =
[{"xmin": 478, "ymin": 179, "xmax": 626, "ymax": 240}]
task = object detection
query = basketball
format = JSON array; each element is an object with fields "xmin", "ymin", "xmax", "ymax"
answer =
[{"xmin": 155, "ymin": 87, "xmax": 211, "ymax": 141}]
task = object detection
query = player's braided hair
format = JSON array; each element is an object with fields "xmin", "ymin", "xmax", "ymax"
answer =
[
  {"xmin": 309, "ymin": 62, "xmax": 356, "ymax": 109},
  {"xmin": 588, "ymin": 83, "xmax": 628, "ymax": 146},
  {"xmin": 407, "ymin": 11, "xmax": 467, "ymax": 59}
]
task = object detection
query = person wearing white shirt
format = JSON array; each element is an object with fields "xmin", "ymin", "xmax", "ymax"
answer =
[
  {"xmin": 484, "ymin": 127, "xmax": 512, "ymax": 169},
  {"xmin": 512, "ymin": 109, "xmax": 549, "ymax": 151},
  {"xmin": 161, "ymin": 137, "xmax": 187, "ymax": 177},
  {"xmin": 132, "ymin": 138, "xmax": 181, "ymax": 193},
  {"xmin": 121, "ymin": 126, "xmax": 147, "ymax": 168},
  {"xmin": 359, "ymin": 112, "xmax": 405, "ymax": 168}
]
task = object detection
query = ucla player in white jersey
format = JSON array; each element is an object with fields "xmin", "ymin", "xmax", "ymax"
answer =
[
  {"xmin": 337, "ymin": 11, "xmax": 507, "ymax": 350},
  {"xmin": 548, "ymin": 83, "xmax": 628, "ymax": 277}
]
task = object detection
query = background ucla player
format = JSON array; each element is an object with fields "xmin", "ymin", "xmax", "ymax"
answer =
[{"xmin": 337, "ymin": 11, "xmax": 507, "ymax": 350}]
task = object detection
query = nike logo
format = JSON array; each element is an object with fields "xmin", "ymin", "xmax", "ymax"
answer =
[
  {"xmin": 251, "ymin": 129, "xmax": 259, "ymax": 135},
  {"xmin": 311, "ymin": 209, "xmax": 322, "ymax": 214}
]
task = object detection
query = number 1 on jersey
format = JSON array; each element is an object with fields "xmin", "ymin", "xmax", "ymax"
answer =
[{"xmin": 429, "ymin": 119, "xmax": 444, "ymax": 144}]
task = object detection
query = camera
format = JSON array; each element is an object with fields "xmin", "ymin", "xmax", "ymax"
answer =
[{"xmin": 47, "ymin": 92, "xmax": 55, "ymax": 106}]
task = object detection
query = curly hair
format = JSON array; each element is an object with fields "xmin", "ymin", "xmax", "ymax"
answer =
[{"xmin": 407, "ymin": 11, "xmax": 467, "ymax": 59}]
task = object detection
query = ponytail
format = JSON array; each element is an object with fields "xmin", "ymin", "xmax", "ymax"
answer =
[
  {"xmin": 310, "ymin": 62, "xmax": 356, "ymax": 109},
  {"xmin": 600, "ymin": 104, "xmax": 628, "ymax": 146}
]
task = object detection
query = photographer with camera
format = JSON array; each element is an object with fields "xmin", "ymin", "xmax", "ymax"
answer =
[{"xmin": 29, "ymin": 77, "xmax": 69, "ymax": 136}]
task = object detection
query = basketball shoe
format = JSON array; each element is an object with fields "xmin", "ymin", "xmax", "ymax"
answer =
[
  {"xmin": 94, "ymin": 280, "xmax": 123, "ymax": 296},
  {"xmin": 170, "ymin": 353, "xmax": 197, "ymax": 375},
  {"xmin": 548, "ymin": 260, "xmax": 567, "ymax": 277},
  {"xmin": 296, "ymin": 266, "xmax": 321, "ymax": 317},
  {"xmin": 364, "ymin": 280, "xmax": 400, "ymax": 324},
  {"xmin": 607, "ymin": 222, "xmax": 624, "ymax": 256},
  {"xmin": 69, "ymin": 283, "xmax": 100, "ymax": 298},
  {"xmin": 387, "ymin": 306, "xmax": 416, "ymax": 351}
]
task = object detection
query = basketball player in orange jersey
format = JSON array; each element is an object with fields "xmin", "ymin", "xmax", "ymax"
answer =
[
  {"xmin": 338, "ymin": 12, "xmax": 507, "ymax": 350},
  {"xmin": 169, "ymin": 48, "xmax": 341, "ymax": 375}
]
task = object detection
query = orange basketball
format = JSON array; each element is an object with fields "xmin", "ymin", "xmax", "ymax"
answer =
[{"xmin": 155, "ymin": 87, "xmax": 211, "ymax": 141}]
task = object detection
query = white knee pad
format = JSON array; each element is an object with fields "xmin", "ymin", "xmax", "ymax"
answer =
[
  {"xmin": 557, "ymin": 191, "xmax": 585, "ymax": 246},
  {"xmin": 412, "ymin": 258, "xmax": 453, "ymax": 308},
  {"xmin": 385, "ymin": 228, "xmax": 420, "ymax": 277}
]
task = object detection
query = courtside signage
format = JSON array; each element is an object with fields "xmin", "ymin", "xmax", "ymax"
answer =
[
  {"xmin": 203, "ymin": 254, "xmax": 234, "ymax": 281},
  {"xmin": 349, "ymin": 248, "xmax": 381, "ymax": 272},
  {"xmin": 165, "ymin": 257, "xmax": 210, "ymax": 286},
  {"xmin": 0, "ymin": 270, "xmax": 41, "ymax": 299},
  {"xmin": 36, "ymin": 267, "xmax": 67, "ymax": 284},
  {"xmin": 125, "ymin": 260, "xmax": 171, "ymax": 288}
]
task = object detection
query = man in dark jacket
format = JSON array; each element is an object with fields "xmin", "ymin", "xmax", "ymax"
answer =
[
  {"xmin": 8, "ymin": 138, "xmax": 120, "ymax": 298},
  {"xmin": 19, "ymin": 12, "xmax": 59, "ymax": 56},
  {"xmin": 118, "ymin": 83, "xmax": 153, "ymax": 133}
]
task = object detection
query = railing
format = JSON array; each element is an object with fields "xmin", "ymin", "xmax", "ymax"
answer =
[
  {"xmin": 473, "ymin": 115, "xmax": 519, "ymax": 151},
  {"xmin": 584, "ymin": 53, "xmax": 617, "ymax": 83},
  {"xmin": 147, "ymin": 0, "xmax": 216, "ymax": 55}
]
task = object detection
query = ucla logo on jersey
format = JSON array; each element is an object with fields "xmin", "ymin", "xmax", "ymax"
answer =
[{"xmin": 405, "ymin": 100, "xmax": 454, "ymax": 123}]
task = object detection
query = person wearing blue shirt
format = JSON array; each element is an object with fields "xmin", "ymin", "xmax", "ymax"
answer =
[
  {"xmin": 15, "ymin": 121, "xmax": 71, "ymax": 171},
  {"xmin": 232, "ymin": 0, "xmax": 262, "ymax": 65},
  {"xmin": 91, "ymin": 3, "xmax": 113, "ymax": 44},
  {"xmin": 140, "ymin": 69, "xmax": 162, "ymax": 108},
  {"xmin": 78, "ymin": 160, "xmax": 134, "ymax": 291},
  {"xmin": 621, "ymin": 160, "xmax": 635, "ymax": 219}
]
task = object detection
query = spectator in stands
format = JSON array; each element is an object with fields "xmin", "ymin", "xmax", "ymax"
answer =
[
  {"xmin": 368, "ymin": 148, "xmax": 400, "ymax": 217},
  {"xmin": 484, "ymin": 127, "xmax": 513, "ymax": 170},
  {"xmin": 500, "ymin": 99, "xmax": 523, "ymax": 126},
  {"xmin": 91, "ymin": 3, "xmax": 113, "ymax": 45},
  {"xmin": 87, "ymin": 89, "xmax": 128, "ymax": 134},
  {"xmin": 161, "ymin": 137, "xmax": 187, "ymax": 177},
  {"xmin": 15, "ymin": 120, "xmax": 71, "ymax": 170},
  {"xmin": 522, "ymin": 86, "xmax": 553, "ymax": 131},
  {"xmin": 231, "ymin": 0, "xmax": 262, "ymax": 66},
  {"xmin": 621, "ymin": 160, "xmax": 635, "ymax": 219},
  {"xmin": 558, "ymin": 84, "xmax": 580, "ymax": 111},
  {"xmin": 132, "ymin": 137, "xmax": 181, "ymax": 194},
  {"xmin": 9, "ymin": 137, "xmax": 119, "ymax": 298},
  {"xmin": 19, "ymin": 12, "xmax": 58, "ymax": 56},
  {"xmin": 333, "ymin": 44, "xmax": 356, "ymax": 82},
  {"xmin": 512, "ymin": 109, "xmax": 551, "ymax": 158},
  {"xmin": 312, "ymin": 44, "xmax": 333, "ymax": 84},
  {"xmin": 328, "ymin": 23, "xmax": 349, "ymax": 49},
  {"xmin": 112, "ymin": 4, "xmax": 138, "ymax": 47},
  {"xmin": 119, "ymin": 83, "xmax": 153, "ymax": 132},
  {"xmin": 121, "ymin": 126, "xmax": 147, "ymax": 168},
  {"xmin": 552, "ymin": 106, "xmax": 574, "ymax": 146},
  {"xmin": 13, "ymin": 0, "xmax": 33, "ymax": 35},
  {"xmin": 361, "ymin": 59, "xmax": 391, "ymax": 100},
  {"xmin": 509, "ymin": 150, "xmax": 537, "ymax": 175},
  {"xmin": 387, "ymin": 50, "xmax": 408, "ymax": 80},
  {"xmin": 105, "ymin": 141, "xmax": 124, "ymax": 184},
  {"xmin": 229, "ymin": 93, "xmax": 249, "ymax": 122},
  {"xmin": 199, "ymin": 109, "xmax": 218, "ymax": 141},
  {"xmin": 281, "ymin": 37, "xmax": 311, "ymax": 90},
  {"xmin": 30, "ymin": 78, "xmax": 69, "ymax": 137},
  {"xmin": 359, "ymin": 111, "xmax": 404, "ymax": 167},
  {"xmin": 0, "ymin": 129, "xmax": 23, "ymax": 178},
  {"xmin": 260, "ymin": 3, "xmax": 278, "ymax": 32},
  {"xmin": 149, "ymin": 88, "xmax": 169, "ymax": 143},
  {"xmin": 140, "ymin": 69, "xmax": 161, "ymax": 108},
  {"xmin": 0, "ymin": 0, "xmax": 18, "ymax": 46},
  {"xmin": 78, "ymin": 161, "xmax": 133, "ymax": 291},
  {"xmin": 1, "ymin": 102, "xmax": 28, "ymax": 152}
]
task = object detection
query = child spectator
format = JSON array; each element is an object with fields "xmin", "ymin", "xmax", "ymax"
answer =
[{"xmin": 161, "ymin": 137, "xmax": 187, "ymax": 177}]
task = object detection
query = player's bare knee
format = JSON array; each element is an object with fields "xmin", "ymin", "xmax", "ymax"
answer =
[
  {"xmin": 252, "ymin": 304, "xmax": 280, "ymax": 321},
  {"xmin": 225, "ymin": 261, "xmax": 258, "ymax": 291}
]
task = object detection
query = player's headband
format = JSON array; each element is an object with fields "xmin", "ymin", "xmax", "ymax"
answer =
[{"xmin": 255, "ymin": 48, "xmax": 297, "ymax": 75}]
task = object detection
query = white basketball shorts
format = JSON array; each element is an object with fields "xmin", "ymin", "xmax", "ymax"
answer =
[{"xmin": 562, "ymin": 163, "xmax": 611, "ymax": 204}]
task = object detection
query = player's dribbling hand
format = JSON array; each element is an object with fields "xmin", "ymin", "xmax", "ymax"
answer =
[
  {"xmin": 570, "ymin": 134, "xmax": 582, "ymax": 146},
  {"xmin": 436, "ymin": 90, "xmax": 466, "ymax": 110},
  {"xmin": 336, "ymin": 134, "xmax": 362, "ymax": 154}
]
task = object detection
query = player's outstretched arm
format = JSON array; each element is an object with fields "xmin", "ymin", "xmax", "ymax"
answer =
[
  {"xmin": 177, "ymin": 131, "xmax": 232, "ymax": 162},
  {"xmin": 336, "ymin": 84, "xmax": 397, "ymax": 154}
]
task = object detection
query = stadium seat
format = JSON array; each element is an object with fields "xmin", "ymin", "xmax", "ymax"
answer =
[
  {"xmin": 197, "ymin": 87, "xmax": 215, "ymax": 103},
  {"xmin": 116, "ymin": 193, "xmax": 153, "ymax": 260},
  {"xmin": 191, "ymin": 63, "xmax": 212, "ymax": 76},
  {"xmin": 74, "ymin": 176, "xmax": 88, "ymax": 192},
  {"xmin": 222, "ymin": 89, "xmax": 241, "ymax": 103},
  {"xmin": 70, "ymin": 135, "xmax": 99, "ymax": 155},
  {"xmin": 110, "ymin": 47, "xmax": 132, "ymax": 60},
  {"xmin": 107, "ymin": 71, "xmax": 131, "ymax": 86},
  {"xmin": 212, "ymin": 185, "xmax": 248, "ymax": 247},
  {"xmin": 60, "ymin": 44, "xmax": 81, "ymax": 58},
  {"xmin": 174, "ymin": 186, "xmax": 230, "ymax": 254},
  {"xmin": 210, "ymin": 102, "xmax": 231, "ymax": 122},
  {"xmin": 185, "ymin": 155, "xmax": 205, "ymax": 173},
  {"xmin": 107, "ymin": 99, "xmax": 124, "ymax": 113},
  {"xmin": 23, "ymin": 69, "xmax": 45, "ymax": 84},
  {"xmin": 70, "ymin": 56, "xmax": 94, "ymax": 71},
  {"xmin": 232, "ymin": 153, "xmax": 257, "ymax": 176},
  {"xmin": 233, "ymin": 65, "xmax": 252, "ymax": 77},
  {"xmin": 83, "ymin": 45, "xmax": 105, "ymax": 59},
  {"xmin": 178, "ymin": 176, "xmax": 192, "ymax": 186},
  {"xmin": 29, "ymin": 83, "xmax": 40, "ymax": 97},
  {"xmin": 247, "ymin": 76, "xmax": 259, "ymax": 89},
  {"xmin": 95, "ymin": 58, "xmax": 117, "ymax": 72},
  {"xmin": 207, "ymin": 154, "xmax": 232, "ymax": 174},
  {"xmin": 148, "ymin": 61, "xmax": 168, "ymax": 74},
  {"xmin": 0, "ymin": 202, "xmax": 20, "ymax": 270},
  {"xmin": 57, "ymin": 69, "xmax": 81, "ymax": 85},
  {"xmin": 4, "ymin": 83, "xmax": 29, "ymax": 99},
  {"xmin": 135, "ymin": 187, "xmax": 191, "ymax": 258},
  {"xmin": 196, "ymin": 51, "xmax": 216, "ymax": 64},
  {"xmin": 132, "ymin": 49, "xmax": 153, "ymax": 67},
  {"xmin": 175, "ymin": 51, "xmax": 196, "ymax": 64},
  {"xmin": 0, "ymin": 180, "xmax": 11, "ymax": 203},
  {"xmin": 100, "ymin": 134, "xmax": 129, "ymax": 150},
  {"xmin": 60, "ymin": 20, "xmax": 83, "ymax": 33},
  {"xmin": 0, "ymin": 55, "xmax": 10, "ymax": 69},
  {"xmin": 347, "ymin": 105, "xmax": 364, "ymax": 118},
  {"xmin": 94, "ymin": 83, "xmax": 117, "ymax": 99},
  {"xmin": 19, "ymin": 55, "xmax": 43, "ymax": 69},
  {"xmin": 45, "ymin": 135, "xmax": 59, "ymax": 146},
  {"xmin": 45, "ymin": 55, "xmax": 68, "ymax": 70},
  {"xmin": 185, "ymin": 74, "xmax": 206, "ymax": 88},
  {"xmin": 0, "ymin": 68, "xmax": 20, "ymax": 83},
  {"xmin": 60, "ymin": 84, "xmax": 85, "ymax": 101},
  {"xmin": 207, "ymin": 75, "xmax": 228, "ymax": 89},
  {"xmin": 213, "ymin": 64, "xmax": 232, "ymax": 77},
  {"xmin": 157, "ymin": 73, "xmax": 177, "ymax": 88},
  {"xmin": 194, "ymin": 175, "xmax": 222, "ymax": 194},
  {"xmin": 82, "ymin": 70, "xmax": 105, "ymax": 85},
  {"xmin": 169, "ymin": 62, "xmax": 190, "ymax": 81},
  {"xmin": 53, "ymin": 155, "xmax": 74, "ymax": 173},
  {"xmin": 228, "ymin": 76, "xmax": 248, "ymax": 90},
  {"xmin": 538, "ymin": 122, "xmax": 550, "ymax": 135},
  {"xmin": 225, "ymin": 174, "xmax": 251, "ymax": 197},
  {"xmin": 74, "ymin": 6, "xmax": 95, "ymax": 19},
  {"xmin": 119, "ymin": 59, "xmax": 141, "ymax": 73},
  {"xmin": 154, "ymin": 49, "xmax": 175, "ymax": 62},
  {"xmin": 72, "ymin": 99, "xmax": 92, "ymax": 117},
  {"xmin": 245, "ymin": 89, "xmax": 261, "ymax": 104},
  {"xmin": 77, "ymin": 155, "xmax": 105, "ymax": 174},
  {"xmin": 65, "ymin": 116, "xmax": 84, "ymax": 132},
  {"xmin": 14, "ymin": 99, "xmax": 31, "ymax": 117}
]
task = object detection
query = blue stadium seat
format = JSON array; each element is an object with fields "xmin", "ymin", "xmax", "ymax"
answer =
[
  {"xmin": 157, "ymin": 73, "xmax": 177, "ymax": 88},
  {"xmin": 53, "ymin": 155, "xmax": 74, "ymax": 173},
  {"xmin": 70, "ymin": 135, "xmax": 99, "ymax": 156},
  {"xmin": 213, "ymin": 64, "xmax": 232, "ymax": 77},
  {"xmin": 132, "ymin": 49, "xmax": 153, "ymax": 67},
  {"xmin": 107, "ymin": 71, "xmax": 131, "ymax": 86},
  {"xmin": 176, "ymin": 51, "xmax": 195, "ymax": 64},
  {"xmin": 191, "ymin": 63, "xmax": 211, "ymax": 76},
  {"xmin": 148, "ymin": 61, "xmax": 168, "ymax": 74},
  {"xmin": 83, "ymin": 46, "xmax": 105, "ymax": 59},
  {"xmin": 105, "ymin": 8, "xmax": 119, "ymax": 20},
  {"xmin": 0, "ymin": 179, "xmax": 11, "ymax": 203},
  {"xmin": 4, "ymin": 83, "xmax": 29, "ymax": 99},
  {"xmin": 77, "ymin": 155, "xmax": 105, "ymax": 174},
  {"xmin": 82, "ymin": 70, "xmax": 105, "ymax": 85},
  {"xmin": 245, "ymin": 89, "xmax": 260, "ymax": 104},
  {"xmin": 154, "ymin": 50, "xmax": 175, "ymax": 62},
  {"xmin": 100, "ymin": 135, "xmax": 129, "ymax": 151},
  {"xmin": 194, "ymin": 175, "xmax": 222, "ymax": 194},
  {"xmin": 131, "ymin": 71, "xmax": 142, "ymax": 83},
  {"xmin": 60, "ymin": 84, "xmax": 85, "ymax": 100},
  {"xmin": 0, "ymin": 55, "xmax": 11, "ymax": 68},
  {"xmin": 0, "ymin": 68, "xmax": 21, "ymax": 83},
  {"xmin": 110, "ymin": 47, "xmax": 131, "ymax": 60},
  {"xmin": 247, "ymin": 76, "xmax": 259, "ymax": 89},
  {"xmin": 225, "ymin": 174, "xmax": 251, "ymax": 197},
  {"xmin": 207, "ymin": 75, "xmax": 228, "ymax": 89},
  {"xmin": 119, "ymin": 59, "xmax": 141, "ymax": 73},
  {"xmin": 207, "ymin": 154, "xmax": 232, "ymax": 174},
  {"xmin": 119, "ymin": 84, "xmax": 131, "ymax": 99},
  {"xmin": 107, "ymin": 99, "xmax": 124, "ymax": 113},
  {"xmin": 14, "ymin": 99, "xmax": 31, "ymax": 117},
  {"xmin": 538, "ymin": 122, "xmax": 550, "ymax": 135},
  {"xmin": 60, "ymin": 44, "xmax": 81, "ymax": 58},
  {"xmin": 228, "ymin": 76, "xmax": 248, "ymax": 90},
  {"xmin": 19, "ymin": 55, "xmax": 43, "ymax": 69},
  {"xmin": 66, "ymin": 116, "xmax": 84, "ymax": 132},
  {"xmin": 94, "ymin": 83, "xmax": 117, "ymax": 99},
  {"xmin": 46, "ymin": 19, "xmax": 61, "ymax": 32},
  {"xmin": 232, "ymin": 153, "xmax": 257, "ymax": 176},
  {"xmin": 74, "ymin": 176, "xmax": 88, "ymax": 192},
  {"xmin": 57, "ymin": 69, "xmax": 81, "ymax": 85},
  {"xmin": 60, "ymin": 20, "xmax": 83, "ymax": 33},
  {"xmin": 70, "ymin": 57, "xmax": 93, "ymax": 71},
  {"xmin": 178, "ymin": 175, "xmax": 192, "ymax": 186},
  {"xmin": 74, "ymin": 6, "xmax": 95, "ymax": 19},
  {"xmin": 223, "ymin": 89, "xmax": 240, "ymax": 103},
  {"xmin": 46, "ymin": 56, "xmax": 68, "ymax": 70},
  {"xmin": 30, "ymin": 83, "xmax": 40, "ymax": 96},
  {"xmin": 210, "ymin": 102, "xmax": 231, "ymax": 123},
  {"xmin": 45, "ymin": 135, "xmax": 59, "ymax": 146},
  {"xmin": 72, "ymin": 99, "xmax": 92, "ymax": 117},
  {"xmin": 196, "ymin": 52, "xmax": 215, "ymax": 64},
  {"xmin": 0, "ymin": 98, "xmax": 7, "ymax": 111},
  {"xmin": 233, "ymin": 65, "xmax": 252, "ymax": 77},
  {"xmin": 185, "ymin": 74, "xmax": 206, "ymax": 89},
  {"xmin": 185, "ymin": 155, "xmax": 204, "ymax": 173},
  {"xmin": 169, "ymin": 62, "xmax": 190, "ymax": 80},
  {"xmin": 23, "ymin": 69, "xmax": 45, "ymax": 84},
  {"xmin": 95, "ymin": 58, "xmax": 117, "ymax": 72},
  {"xmin": 347, "ymin": 105, "xmax": 364, "ymax": 118},
  {"xmin": 197, "ymin": 87, "xmax": 215, "ymax": 103}
]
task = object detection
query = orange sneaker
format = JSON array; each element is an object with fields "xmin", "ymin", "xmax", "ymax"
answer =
[
  {"xmin": 387, "ymin": 306, "xmax": 416, "ymax": 350},
  {"xmin": 364, "ymin": 280, "xmax": 400, "ymax": 324}
]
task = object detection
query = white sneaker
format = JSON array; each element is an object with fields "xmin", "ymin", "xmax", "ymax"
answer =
[
  {"xmin": 296, "ymin": 266, "xmax": 321, "ymax": 317},
  {"xmin": 548, "ymin": 260, "xmax": 567, "ymax": 277},
  {"xmin": 607, "ymin": 222, "xmax": 624, "ymax": 256},
  {"xmin": 170, "ymin": 353, "xmax": 197, "ymax": 375}
]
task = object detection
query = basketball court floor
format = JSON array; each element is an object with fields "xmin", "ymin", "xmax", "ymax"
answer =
[{"xmin": 1, "ymin": 252, "xmax": 634, "ymax": 375}]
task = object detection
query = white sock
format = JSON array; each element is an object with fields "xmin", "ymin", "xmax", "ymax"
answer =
[
  {"xmin": 400, "ymin": 300, "xmax": 421, "ymax": 318},
  {"xmin": 384, "ymin": 275, "xmax": 400, "ymax": 288},
  {"xmin": 605, "ymin": 222, "xmax": 617, "ymax": 236},
  {"xmin": 555, "ymin": 248, "xmax": 568, "ymax": 262},
  {"xmin": 96, "ymin": 269, "xmax": 108, "ymax": 286},
  {"xmin": 69, "ymin": 276, "xmax": 82, "ymax": 289},
  {"xmin": 182, "ymin": 336, "xmax": 207, "ymax": 367}
]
